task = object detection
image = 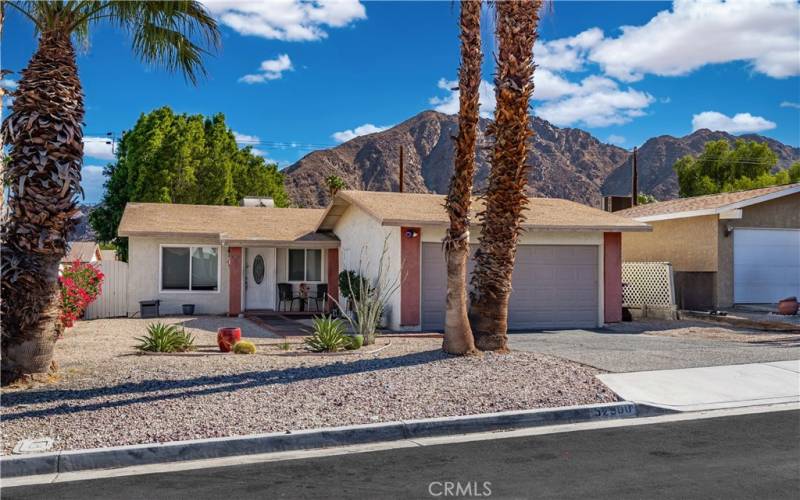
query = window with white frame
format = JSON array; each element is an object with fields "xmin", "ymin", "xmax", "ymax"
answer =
[
  {"xmin": 288, "ymin": 249, "xmax": 323, "ymax": 282},
  {"xmin": 161, "ymin": 246, "xmax": 219, "ymax": 291}
]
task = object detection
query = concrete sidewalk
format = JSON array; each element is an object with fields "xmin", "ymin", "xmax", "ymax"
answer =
[{"xmin": 598, "ymin": 360, "xmax": 800, "ymax": 411}]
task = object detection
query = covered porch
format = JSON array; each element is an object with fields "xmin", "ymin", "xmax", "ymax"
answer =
[{"xmin": 226, "ymin": 235, "xmax": 340, "ymax": 316}]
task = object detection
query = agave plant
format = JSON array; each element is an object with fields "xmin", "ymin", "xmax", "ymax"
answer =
[
  {"xmin": 135, "ymin": 323, "xmax": 195, "ymax": 353},
  {"xmin": 304, "ymin": 316, "xmax": 349, "ymax": 353}
]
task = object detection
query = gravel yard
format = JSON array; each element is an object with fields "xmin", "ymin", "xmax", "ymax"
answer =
[{"xmin": 1, "ymin": 317, "xmax": 616, "ymax": 454}]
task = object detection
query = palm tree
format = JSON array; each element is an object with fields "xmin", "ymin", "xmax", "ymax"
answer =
[
  {"xmin": 442, "ymin": 0, "xmax": 481, "ymax": 355},
  {"xmin": 325, "ymin": 174, "xmax": 347, "ymax": 199},
  {"xmin": 469, "ymin": 0, "xmax": 541, "ymax": 352},
  {"xmin": 1, "ymin": 1, "xmax": 219, "ymax": 384}
]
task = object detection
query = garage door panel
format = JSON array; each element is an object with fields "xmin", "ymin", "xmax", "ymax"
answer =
[
  {"xmin": 422, "ymin": 243, "xmax": 599, "ymax": 331},
  {"xmin": 734, "ymin": 229, "xmax": 800, "ymax": 303}
]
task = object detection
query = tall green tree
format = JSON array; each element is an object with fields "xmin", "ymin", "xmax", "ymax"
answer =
[
  {"xmin": 674, "ymin": 139, "xmax": 797, "ymax": 197},
  {"xmin": 90, "ymin": 107, "xmax": 289, "ymax": 261},
  {"xmin": 1, "ymin": 1, "xmax": 219, "ymax": 385}
]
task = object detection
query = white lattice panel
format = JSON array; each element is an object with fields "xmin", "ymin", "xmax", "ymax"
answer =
[{"xmin": 622, "ymin": 262, "xmax": 675, "ymax": 308}]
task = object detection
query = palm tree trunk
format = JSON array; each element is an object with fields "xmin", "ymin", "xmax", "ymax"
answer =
[
  {"xmin": 469, "ymin": 0, "xmax": 541, "ymax": 352},
  {"xmin": 442, "ymin": 0, "xmax": 482, "ymax": 355},
  {"xmin": 1, "ymin": 31, "xmax": 84, "ymax": 384}
]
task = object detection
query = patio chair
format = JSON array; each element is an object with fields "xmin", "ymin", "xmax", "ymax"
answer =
[
  {"xmin": 277, "ymin": 283, "xmax": 300, "ymax": 312},
  {"xmin": 309, "ymin": 284, "xmax": 328, "ymax": 312}
]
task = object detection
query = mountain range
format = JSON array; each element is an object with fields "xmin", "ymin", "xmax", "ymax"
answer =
[{"xmin": 283, "ymin": 110, "xmax": 800, "ymax": 208}]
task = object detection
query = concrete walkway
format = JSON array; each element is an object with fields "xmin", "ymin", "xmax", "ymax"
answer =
[{"xmin": 598, "ymin": 360, "xmax": 800, "ymax": 411}]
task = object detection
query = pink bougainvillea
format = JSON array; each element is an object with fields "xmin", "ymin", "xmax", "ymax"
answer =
[{"xmin": 60, "ymin": 261, "xmax": 104, "ymax": 328}]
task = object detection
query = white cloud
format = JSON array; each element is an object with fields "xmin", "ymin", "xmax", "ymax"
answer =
[
  {"xmin": 331, "ymin": 123, "xmax": 392, "ymax": 143},
  {"xmin": 428, "ymin": 78, "xmax": 496, "ymax": 118},
  {"xmin": 691, "ymin": 111, "xmax": 777, "ymax": 133},
  {"xmin": 0, "ymin": 79, "xmax": 17, "ymax": 90},
  {"xmin": 537, "ymin": 28, "xmax": 604, "ymax": 72},
  {"xmin": 204, "ymin": 0, "xmax": 366, "ymax": 41},
  {"xmin": 533, "ymin": 69, "xmax": 580, "ymax": 101},
  {"xmin": 536, "ymin": 75, "xmax": 654, "ymax": 127},
  {"xmin": 81, "ymin": 165, "xmax": 106, "ymax": 203},
  {"xmin": 239, "ymin": 54, "xmax": 293, "ymax": 84},
  {"xmin": 607, "ymin": 134, "xmax": 626, "ymax": 145},
  {"xmin": 233, "ymin": 131, "xmax": 260, "ymax": 144},
  {"xmin": 82, "ymin": 137, "xmax": 116, "ymax": 160},
  {"xmin": 588, "ymin": 0, "xmax": 800, "ymax": 81},
  {"xmin": 780, "ymin": 101, "xmax": 800, "ymax": 110}
]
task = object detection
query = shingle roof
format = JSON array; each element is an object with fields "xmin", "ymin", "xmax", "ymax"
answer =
[
  {"xmin": 615, "ymin": 183, "xmax": 800, "ymax": 220},
  {"xmin": 322, "ymin": 190, "xmax": 650, "ymax": 232},
  {"xmin": 118, "ymin": 203, "xmax": 336, "ymax": 244},
  {"xmin": 62, "ymin": 241, "xmax": 100, "ymax": 263}
]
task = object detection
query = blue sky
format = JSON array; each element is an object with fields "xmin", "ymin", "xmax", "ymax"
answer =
[{"xmin": 3, "ymin": 0, "xmax": 799, "ymax": 204}]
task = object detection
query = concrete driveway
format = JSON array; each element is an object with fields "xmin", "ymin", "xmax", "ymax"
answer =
[{"xmin": 508, "ymin": 325, "xmax": 800, "ymax": 373}]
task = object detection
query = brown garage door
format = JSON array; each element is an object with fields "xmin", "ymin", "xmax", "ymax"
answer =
[{"xmin": 421, "ymin": 243, "xmax": 598, "ymax": 331}]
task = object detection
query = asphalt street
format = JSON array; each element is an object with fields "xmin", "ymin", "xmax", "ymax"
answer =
[{"xmin": 4, "ymin": 409, "xmax": 799, "ymax": 500}]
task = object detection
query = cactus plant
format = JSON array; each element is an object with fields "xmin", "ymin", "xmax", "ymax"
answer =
[{"xmin": 232, "ymin": 340, "xmax": 257, "ymax": 354}]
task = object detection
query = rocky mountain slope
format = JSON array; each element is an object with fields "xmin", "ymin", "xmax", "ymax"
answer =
[{"xmin": 283, "ymin": 110, "xmax": 800, "ymax": 208}]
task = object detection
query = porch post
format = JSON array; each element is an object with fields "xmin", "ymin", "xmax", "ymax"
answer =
[
  {"xmin": 400, "ymin": 227, "xmax": 421, "ymax": 327},
  {"xmin": 327, "ymin": 248, "xmax": 339, "ymax": 313},
  {"xmin": 603, "ymin": 232, "xmax": 622, "ymax": 323},
  {"xmin": 229, "ymin": 247, "xmax": 243, "ymax": 316}
]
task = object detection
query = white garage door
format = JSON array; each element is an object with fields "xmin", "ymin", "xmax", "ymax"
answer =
[
  {"xmin": 421, "ymin": 243, "xmax": 599, "ymax": 331},
  {"xmin": 734, "ymin": 229, "xmax": 800, "ymax": 303}
]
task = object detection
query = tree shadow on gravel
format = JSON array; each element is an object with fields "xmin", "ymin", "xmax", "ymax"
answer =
[{"xmin": 0, "ymin": 350, "xmax": 448, "ymax": 421}]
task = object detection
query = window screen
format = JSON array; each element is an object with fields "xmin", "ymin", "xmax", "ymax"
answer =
[
  {"xmin": 162, "ymin": 247, "xmax": 190, "ymax": 290},
  {"xmin": 288, "ymin": 249, "xmax": 305, "ymax": 281}
]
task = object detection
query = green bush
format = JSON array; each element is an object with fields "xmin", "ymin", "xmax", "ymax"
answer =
[
  {"xmin": 232, "ymin": 340, "xmax": 257, "ymax": 354},
  {"xmin": 277, "ymin": 341, "xmax": 291, "ymax": 351},
  {"xmin": 338, "ymin": 270, "xmax": 369, "ymax": 302},
  {"xmin": 346, "ymin": 334, "xmax": 364, "ymax": 350},
  {"xmin": 136, "ymin": 323, "xmax": 195, "ymax": 353},
  {"xmin": 304, "ymin": 316, "xmax": 349, "ymax": 352}
]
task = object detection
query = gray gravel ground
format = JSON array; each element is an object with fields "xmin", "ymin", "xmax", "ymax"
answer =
[
  {"xmin": 1, "ymin": 317, "xmax": 616, "ymax": 454},
  {"xmin": 509, "ymin": 320, "xmax": 800, "ymax": 373}
]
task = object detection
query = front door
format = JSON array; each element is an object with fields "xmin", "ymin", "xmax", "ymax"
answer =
[{"xmin": 245, "ymin": 248, "xmax": 276, "ymax": 310}]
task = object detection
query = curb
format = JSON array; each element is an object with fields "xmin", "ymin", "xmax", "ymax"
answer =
[{"xmin": 0, "ymin": 401, "xmax": 672, "ymax": 478}]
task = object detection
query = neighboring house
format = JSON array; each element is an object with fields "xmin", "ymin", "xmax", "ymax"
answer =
[
  {"xmin": 117, "ymin": 190, "xmax": 650, "ymax": 330},
  {"xmin": 99, "ymin": 249, "xmax": 117, "ymax": 261},
  {"xmin": 61, "ymin": 241, "xmax": 102, "ymax": 264},
  {"xmin": 616, "ymin": 183, "xmax": 800, "ymax": 310}
]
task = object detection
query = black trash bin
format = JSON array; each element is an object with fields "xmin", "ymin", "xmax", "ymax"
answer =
[
  {"xmin": 139, "ymin": 300, "xmax": 160, "ymax": 319},
  {"xmin": 182, "ymin": 304, "xmax": 195, "ymax": 315}
]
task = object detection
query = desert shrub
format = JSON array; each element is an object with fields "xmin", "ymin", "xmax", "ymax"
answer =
[
  {"xmin": 304, "ymin": 316, "xmax": 349, "ymax": 352},
  {"xmin": 233, "ymin": 341, "xmax": 257, "ymax": 354},
  {"xmin": 338, "ymin": 270, "xmax": 369, "ymax": 303},
  {"xmin": 59, "ymin": 260, "xmax": 104, "ymax": 328},
  {"xmin": 346, "ymin": 334, "xmax": 364, "ymax": 350},
  {"xmin": 277, "ymin": 341, "xmax": 292, "ymax": 351},
  {"xmin": 136, "ymin": 323, "xmax": 195, "ymax": 353}
]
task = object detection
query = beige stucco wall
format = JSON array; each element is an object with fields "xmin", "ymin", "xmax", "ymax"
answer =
[
  {"xmin": 332, "ymin": 206, "xmax": 403, "ymax": 330},
  {"xmin": 716, "ymin": 193, "xmax": 800, "ymax": 307},
  {"xmin": 127, "ymin": 235, "xmax": 229, "ymax": 316},
  {"xmin": 622, "ymin": 215, "xmax": 718, "ymax": 272}
]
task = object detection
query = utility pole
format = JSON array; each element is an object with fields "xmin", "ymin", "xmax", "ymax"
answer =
[
  {"xmin": 399, "ymin": 144, "xmax": 404, "ymax": 193},
  {"xmin": 631, "ymin": 146, "xmax": 638, "ymax": 206}
]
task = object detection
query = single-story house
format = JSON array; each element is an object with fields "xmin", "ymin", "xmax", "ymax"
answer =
[
  {"xmin": 117, "ymin": 190, "xmax": 650, "ymax": 330},
  {"xmin": 616, "ymin": 183, "xmax": 800, "ymax": 310},
  {"xmin": 61, "ymin": 241, "xmax": 102, "ymax": 264}
]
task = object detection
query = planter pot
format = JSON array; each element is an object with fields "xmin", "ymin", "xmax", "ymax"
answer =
[
  {"xmin": 777, "ymin": 297, "xmax": 799, "ymax": 315},
  {"xmin": 182, "ymin": 304, "xmax": 195, "ymax": 315},
  {"xmin": 217, "ymin": 327, "xmax": 242, "ymax": 352}
]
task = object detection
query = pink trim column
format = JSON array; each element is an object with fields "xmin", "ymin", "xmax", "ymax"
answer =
[
  {"xmin": 400, "ymin": 227, "xmax": 421, "ymax": 327},
  {"xmin": 603, "ymin": 233, "xmax": 622, "ymax": 323},
  {"xmin": 326, "ymin": 248, "xmax": 339, "ymax": 313},
  {"xmin": 228, "ymin": 247, "xmax": 242, "ymax": 316}
]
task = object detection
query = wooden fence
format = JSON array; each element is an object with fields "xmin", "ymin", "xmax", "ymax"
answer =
[{"xmin": 84, "ymin": 260, "xmax": 128, "ymax": 319}]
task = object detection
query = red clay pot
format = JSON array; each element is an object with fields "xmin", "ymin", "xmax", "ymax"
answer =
[
  {"xmin": 777, "ymin": 297, "xmax": 799, "ymax": 316},
  {"xmin": 217, "ymin": 327, "xmax": 242, "ymax": 352}
]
